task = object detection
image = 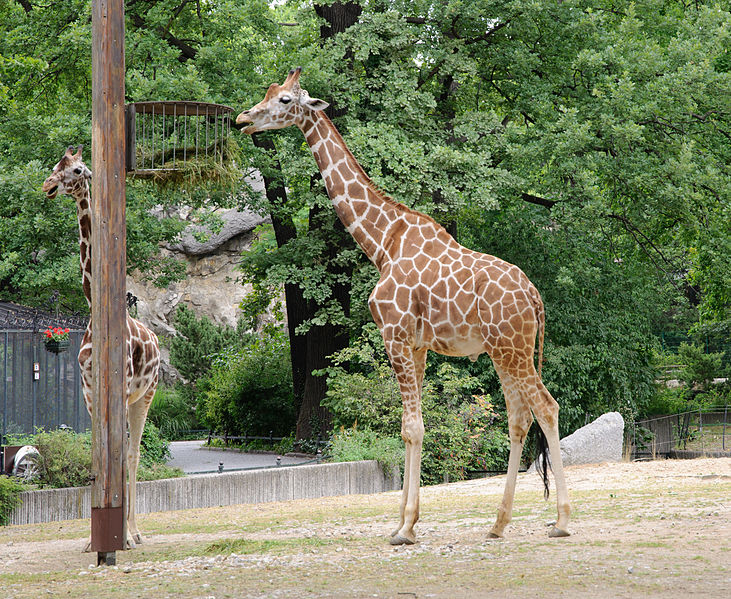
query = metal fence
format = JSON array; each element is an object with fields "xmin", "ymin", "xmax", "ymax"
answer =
[
  {"xmin": 632, "ymin": 408, "xmax": 730, "ymax": 459},
  {"xmin": 1, "ymin": 330, "xmax": 89, "ymax": 439}
]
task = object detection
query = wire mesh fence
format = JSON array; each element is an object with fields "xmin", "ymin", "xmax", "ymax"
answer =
[
  {"xmin": 632, "ymin": 407, "xmax": 731, "ymax": 459},
  {"xmin": 1, "ymin": 330, "xmax": 89, "ymax": 440}
]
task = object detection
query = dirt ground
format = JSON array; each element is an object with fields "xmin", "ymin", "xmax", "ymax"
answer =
[{"xmin": 1, "ymin": 458, "xmax": 729, "ymax": 599}]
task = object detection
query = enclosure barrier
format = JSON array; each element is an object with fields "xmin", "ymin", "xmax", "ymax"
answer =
[
  {"xmin": 6, "ymin": 460, "xmax": 400, "ymax": 526},
  {"xmin": 632, "ymin": 408, "xmax": 730, "ymax": 459}
]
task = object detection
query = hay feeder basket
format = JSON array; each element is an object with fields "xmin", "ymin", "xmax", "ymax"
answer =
[{"xmin": 125, "ymin": 101, "xmax": 238, "ymax": 182}]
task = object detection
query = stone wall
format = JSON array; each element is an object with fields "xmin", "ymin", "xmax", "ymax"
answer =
[{"xmin": 8, "ymin": 461, "xmax": 401, "ymax": 525}]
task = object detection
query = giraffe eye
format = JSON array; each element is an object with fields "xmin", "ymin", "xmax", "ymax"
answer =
[
  {"xmin": 73, "ymin": 168, "xmax": 82, "ymax": 174},
  {"xmin": 280, "ymin": 96, "xmax": 292, "ymax": 105}
]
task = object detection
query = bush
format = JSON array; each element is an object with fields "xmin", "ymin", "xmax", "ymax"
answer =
[
  {"xmin": 328, "ymin": 427, "xmax": 403, "ymax": 476},
  {"xmin": 137, "ymin": 462, "xmax": 184, "ymax": 481},
  {"xmin": 32, "ymin": 429, "xmax": 93, "ymax": 489},
  {"xmin": 320, "ymin": 326, "xmax": 510, "ymax": 485},
  {"xmin": 198, "ymin": 327, "xmax": 296, "ymax": 437},
  {"xmin": 169, "ymin": 305, "xmax": 251, "ymax": 383},
  {"xmin": 0, "ymin": 475, "xmax": 26, "ymax": 526},
  {"xmin": 139, "ymin": 420, "xmax": 171, "ymax": 469},
  {"xmin": 147, "ymin": 384, "xmax": 199, "ymax": 440},
  {"xmin": 10, "ymin": 425, "xmax": 180, "ymax": 489}
]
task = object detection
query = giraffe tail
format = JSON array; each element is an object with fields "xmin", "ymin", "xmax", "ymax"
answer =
[{"xmin": 533, "ymin": 424, "xmax": 551, "ymax": 500}]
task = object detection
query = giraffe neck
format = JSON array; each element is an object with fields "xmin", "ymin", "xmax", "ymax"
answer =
[
  {"xmin": 299, "ymin": 112, "xmax": 409, "ymax": 269},
  {"xmin": 72, "ymin": 182, "xmax": 92, "ymax": 309}
]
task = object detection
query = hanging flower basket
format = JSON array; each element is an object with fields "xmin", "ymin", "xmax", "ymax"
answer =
[{"xmin": 43, "ymin": 326, "xmax": 71, "ymax": 354}]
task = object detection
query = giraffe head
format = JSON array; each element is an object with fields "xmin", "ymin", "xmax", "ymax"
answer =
[
  {"xmin": 42, "ymin": 145, "xmax": 91, "ymax": 200},
  {"xmin": 236, "ymin": 67, "xmax": 330, "ymax": 135}
]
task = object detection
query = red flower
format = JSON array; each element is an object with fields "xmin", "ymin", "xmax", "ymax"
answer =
[{"xmin": 43, "ymin": 325, "xmax": 71, "ymax": 342}]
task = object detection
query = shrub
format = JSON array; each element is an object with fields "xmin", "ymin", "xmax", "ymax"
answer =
[
  {"xmin": 198, "ymin": 328, "xmax": 296, "ymax": 437},
  {"xmin": 147, "ymin": 384, "xmax": 199, "ymax": 440},
  {"xmin": 0, "ymin": 475, "xmax": 26, "ymax": 526},
  {"xmin": 139, "ymin": 420, "xmax": 171, "ymax": 469},
  {"xmin": 11, "ymin": 425, "xmax": 179, "ymax": 489},
  {"xmin": 137, "ymin": 463, "xmax": 184, "ymax": 481},
  {"xmin": 328, "ymin": 427, "xmax": 403, "ymax": 476},
  {"xmin": 320, "ymin": 325, "xmax": 510, "ymax": 485},
  {"xmin": 32, "ymin": 429, "xmax": 93, "ymax": 488},
  {"xmin": 169, "ymin": 305, "xmax": 251, "ymax": 383}
]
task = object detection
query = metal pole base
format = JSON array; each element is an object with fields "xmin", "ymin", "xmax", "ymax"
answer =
[{"xmin": 97, "ymin": 551, "xmax": 116, "ymax": 566}]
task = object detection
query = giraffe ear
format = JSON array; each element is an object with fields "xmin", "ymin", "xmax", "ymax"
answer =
[{"xmin": 304, "ymin": 96, "xmax": 329, "ymax": 112}]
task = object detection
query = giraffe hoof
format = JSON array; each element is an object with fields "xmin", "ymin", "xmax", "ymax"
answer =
[
  {"xmin": 389, "ymin": 534, "xmax": 415, "ymax": 546},
  {"xmin": 82, "ymin": 541, "xmax": 92, "ymax": 553},
  {"xmin": 548, "ymin": 526, "xmax": 570, "ymax": 538},
  {"xmin": 487, "ymin": 531, "xmax": 503, "ymax": 540},
  {"xmin": 132, "ymin": 533, "xmax": 144, "ymax": 545}
]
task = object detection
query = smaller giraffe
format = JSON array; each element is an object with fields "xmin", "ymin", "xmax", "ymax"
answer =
[{"xmin": 43, "ymin": 146, "xmax": 161, "ymax": 550}]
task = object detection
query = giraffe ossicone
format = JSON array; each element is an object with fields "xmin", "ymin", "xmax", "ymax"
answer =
[
  {"xmin": 237, "ymin": 68, "xmax": 571, "ymax": 543},
  {"xmin": 43, "ymin": 146, "xmax": 161, "ymax": 551}
]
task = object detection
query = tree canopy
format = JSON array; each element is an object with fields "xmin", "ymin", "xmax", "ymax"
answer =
[{"xmin": 1, "ymin": 0, "xmax": 728, "ymax": 436}]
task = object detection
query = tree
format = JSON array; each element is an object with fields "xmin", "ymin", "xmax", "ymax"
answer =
[{"xmin": 1, "ymin": 0, "xmax": 728, "ymax": 443}]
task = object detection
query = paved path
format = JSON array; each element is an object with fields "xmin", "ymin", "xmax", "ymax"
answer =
[{"xmin": 167, "ymin": 440, "xmax": 312, "ymax": 474}]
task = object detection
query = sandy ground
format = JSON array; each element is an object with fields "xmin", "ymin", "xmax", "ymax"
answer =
[{"xmin": 0, "ymin": 458, "xmax": 729, "ymax": 598}]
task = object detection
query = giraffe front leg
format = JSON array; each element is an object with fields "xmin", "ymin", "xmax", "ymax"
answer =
[
  {"xmin": 126, "ymin": 395, "xmax": 152, "ymax": 548},
  {"xmin": 391, "ymin": 440, "xmax": 411, "ymax": 538},
  {"xmin": 385, "ymin": 345, "xmax": 427, "ymax": 546},
  {"xmin": 390, "ymin": 413, "xmax": 424, "ymax": 545}
]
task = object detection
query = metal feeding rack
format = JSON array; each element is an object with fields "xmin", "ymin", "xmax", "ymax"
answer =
[{"xmin": 125, "ymin": 101, "xmax": 237, "ymax": 179}]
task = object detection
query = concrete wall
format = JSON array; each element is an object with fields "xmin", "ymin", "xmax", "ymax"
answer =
[{"xmin": 8, "ymin": 461, "xmax": 400, "ymax": 526}]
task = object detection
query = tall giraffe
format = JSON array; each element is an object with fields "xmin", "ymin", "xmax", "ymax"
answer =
[
  {"xmin": 236, "ymin": 68, "xmax": 570, "ymax": 544},
  {"xmin": 43, "ymin": 146, "xmax": 161, "ymax": 550}
]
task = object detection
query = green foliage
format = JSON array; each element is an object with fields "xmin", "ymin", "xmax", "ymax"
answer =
[
  {"xmin": 28, "ymin": 429, "xmax": 92, "ymax": 489},
  {"xmin": 198, "ymin": 328, "xmax": 296, "ymax": 437},
  {"xmin": 147, "ymin": 384, "xmax": 199, "ymax": 440},
  {"xmin": 459, "ymin": 201, "xmax": 659, "ymax": 435},
  {"xmin": 1, "ymin": 0, "xmax": 729, "ymax": 448},
  {"xmin": 169, "ymin": 305, "xmax": 251, "ymax": 383},
  {"xmin": 320, "ymin": 326, "xmax": 510, "ymax": 485},
  {"xmin": 328, "ymin": 427, "xmax": 404, "ymax": 477},
  {"xmin": 139, "ymin": 421, "xmax": 172, "ymax": 469},
  {"xmin": 0, "ymin": 475, "xmax": 26, "ymax": 526},
  {"xmin": 10, "ymin": 425, "xmax": 179, "ymax": 489},
  {"xmin": 137, "ymin": 462, "xmax": 185, "ymax": 482},
  {"xmin": 677, "ymin": 343, "xmax": 726, "ymax": 392}
]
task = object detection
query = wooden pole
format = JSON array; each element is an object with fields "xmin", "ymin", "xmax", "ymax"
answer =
[{"xmin": 90, "ymin": 0, "xmax": 127, "ymax": 565}]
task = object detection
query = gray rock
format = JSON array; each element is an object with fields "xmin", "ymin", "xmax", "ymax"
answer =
[
  {"xmin": 169, "ymin": 208, "xmax": 268, "ymax": 255},
  {"xmin": 530, "ymin": 411, "xmax": 625, "ymax": 471}
]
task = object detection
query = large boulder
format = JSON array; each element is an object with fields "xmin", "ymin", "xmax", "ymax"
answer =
[{"xmin": 531, "ymin": 412, "xmax": 625, "ymax": 471}]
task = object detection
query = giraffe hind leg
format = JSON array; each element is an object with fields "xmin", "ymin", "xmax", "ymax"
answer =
[
  {"xmin": 528, "ymin": 382, "xmax": 571, "ymax": 537},
  {"xmin": 488, "ymin": 370, "xmax": 533, "ymax": 539}
]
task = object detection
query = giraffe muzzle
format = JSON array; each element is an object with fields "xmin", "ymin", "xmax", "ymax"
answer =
[
  {"xmin": 235, "ymin": 114, "xmax": 257, "ymax": 136},
  {"xmin": 44, "ymin": 185, "xmax": 59, "ymax": 199}
]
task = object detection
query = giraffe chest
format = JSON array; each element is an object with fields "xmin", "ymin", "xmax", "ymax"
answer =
[{"xmin": 369, "ymin": 265, "xmax": 484, "ymax": 355}]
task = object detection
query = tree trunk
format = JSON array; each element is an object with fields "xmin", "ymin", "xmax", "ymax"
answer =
[
  {"xmin": 251, "ymin": 133, "xmax": 308, "ymax": 413},
  {"xmin": 292, "ymin": 1, "xmax": 361, "ymax": 442}
]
